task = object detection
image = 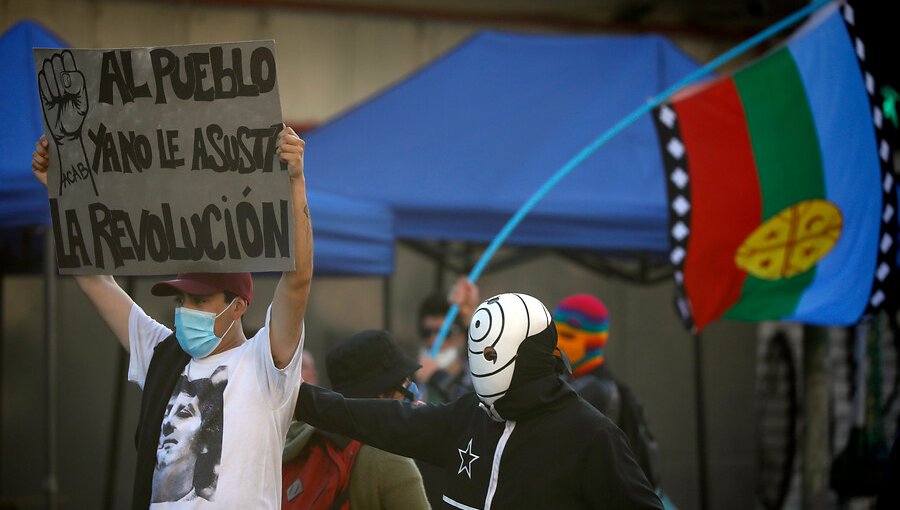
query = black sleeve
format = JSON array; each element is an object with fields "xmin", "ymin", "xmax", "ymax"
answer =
[
  {"xmin": 583, "ymin": 419, "xmax": 664, "ymax": 510},
  {"xmin": 429, "ymin": 369, "xmax": 472, "ymax": 404},
  {"xmin": 618, "ymin": 386, "xmax": 662, "ymax": 488},
  {"xmin": 295, "ymin": 383, "xmax": 454, "ymax": 466}
]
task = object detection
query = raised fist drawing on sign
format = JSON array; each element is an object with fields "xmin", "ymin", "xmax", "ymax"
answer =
[{"xmin": 38, "ymin": 50, "xmax": 97, "ymax": 196}]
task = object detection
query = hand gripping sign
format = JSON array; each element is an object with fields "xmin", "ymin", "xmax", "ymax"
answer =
[{"xmin": 34, "ymin": 41, "xmax": 294, "ymax": 275}]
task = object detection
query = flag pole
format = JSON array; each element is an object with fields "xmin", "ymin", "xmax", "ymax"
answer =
[{"xmin": 693, "ymin": 332, "xmax": 710, "ymax": 510}]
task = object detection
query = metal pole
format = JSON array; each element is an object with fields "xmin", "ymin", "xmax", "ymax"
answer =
[
  {"xmin": 802, "ymin": 324, "xmax": 830, "ymax": 510},
  {"xmin": 434, "ymin": 241, "xmax": 447, "ymax": 290},
  {"xmin": 852, "ymin": 323, "xmax": 869, "ymax": 430},
  {"xmin": 692, "ymin": 333, "xmax": 709, "ymax": 510},
  {"xmin": 0, "ymin": 261, "xmax": 4, "ymax": 480},
  {"xmin": 103, "ymin": 277, "xmax": 133, "ymax": 510},
  {"xmin": 102, "ymin": 350, "xmax": 128, "ymax": 510},
  {"xmin": 382, "ymin": 275, "xmax": 392, "ymax": 332},
  {"xmin": 43, "ymin": 226, "xmax": 59, "ymax": 510}
]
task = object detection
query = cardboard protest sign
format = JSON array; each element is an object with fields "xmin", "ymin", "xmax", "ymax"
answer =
[{"xmin": 34, "ymin": 41, "xmax": 293, "ymax": 275}]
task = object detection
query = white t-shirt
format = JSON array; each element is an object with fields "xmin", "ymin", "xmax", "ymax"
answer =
[{"xmin": 128, "ymin": 303, "xmax": 304, "ymax": 509}]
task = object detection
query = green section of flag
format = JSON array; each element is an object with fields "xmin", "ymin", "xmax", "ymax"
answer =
[
  {"xmin": 724, "ymin": 48, "xmax": 825, "ymax": 321},
  {"xmin": 735, "ymin": 48, "xmax": 825, "ymax": 217}
]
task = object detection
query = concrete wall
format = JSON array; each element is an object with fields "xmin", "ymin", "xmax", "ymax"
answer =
[
  {"xmin": 2, "ymin": 0, "xmax": 479, "ymax": 124},
  {"xmin": 2, "ymin": 1, "xmax": 758, "ymax": 509}
]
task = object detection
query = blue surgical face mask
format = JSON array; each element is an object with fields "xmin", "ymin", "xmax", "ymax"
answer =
[
  {"xmin": 397, "ymin": 379, "xmax": 420, "ymax": 403},
  {"xmin": 175, "ymin": 299, "xmax": 237, "ymax": 359},
  {"xmin": 403, "ymin": 381, "xmax": 420, "ymax": 403}
]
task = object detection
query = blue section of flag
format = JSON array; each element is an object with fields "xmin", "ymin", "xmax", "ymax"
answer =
[{"xmin": 786, "ymin": 9, "xmax": 882, "ymax": 324}]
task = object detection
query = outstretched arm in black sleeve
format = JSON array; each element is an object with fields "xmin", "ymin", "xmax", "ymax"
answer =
[{"xmin": 296, "ymin": 383, "xmax": 454, "ymax": 466}]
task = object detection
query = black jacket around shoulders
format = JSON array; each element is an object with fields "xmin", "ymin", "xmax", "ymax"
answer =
[
  {"xmin": 296, "ymin": 371, "xmax": 662, "ymax": 510},
  {"xmin": 132, "ymin": 334, "xmax": 190, "ymax": 510}
]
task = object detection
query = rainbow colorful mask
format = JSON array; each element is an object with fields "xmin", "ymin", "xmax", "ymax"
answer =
[{"xmin": 552, "ymin": 294, "xmax": 609, "ymax": 377}]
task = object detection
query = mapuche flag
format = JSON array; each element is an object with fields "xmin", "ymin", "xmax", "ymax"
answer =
[{"xmin": 652, "ymin": 1, "xmax": 898, "ymax": 332}]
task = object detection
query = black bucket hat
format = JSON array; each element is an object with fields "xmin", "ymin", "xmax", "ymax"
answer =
[{"xmin": 326, "ymin": 329, "xmax": 421, "ymax": 398}]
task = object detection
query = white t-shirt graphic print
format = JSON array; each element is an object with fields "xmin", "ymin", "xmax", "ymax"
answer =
[
  {"xmin": 152, "ymin": 365, "xmax": 228, "ymax": 503},
  {"xmin": 128, "ymin": 303, "xmax": 303, "ymax": 509}
]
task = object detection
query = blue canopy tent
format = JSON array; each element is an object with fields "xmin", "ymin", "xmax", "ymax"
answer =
[
  {"xmin": 0, "ymin": 20, "xmax": 63, "ymax": 231},
  {"xmin": 306, "ymin": 189, "xmax": 394, "ymax": 276},
  {"xmin": 304, "ymin": 30, "xmax": 703, "ymax": 273},
  {"xmin": 302, "ymin": 31, "xmax": 704, "ymax": 509}
]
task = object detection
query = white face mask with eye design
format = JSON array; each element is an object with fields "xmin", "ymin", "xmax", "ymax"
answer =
[{"xmin": 467, "ymin": 292, "xmax": 552, "ymax": 408}]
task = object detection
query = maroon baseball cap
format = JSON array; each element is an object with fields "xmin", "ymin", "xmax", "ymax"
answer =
[{"xmin": 151, "ymin": 272, "xmax": 254, "ymax": 304}]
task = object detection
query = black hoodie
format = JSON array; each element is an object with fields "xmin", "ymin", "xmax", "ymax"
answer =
[{"xmin": 296, "ymin": 324, "xmax": 662, "ymax": 510}]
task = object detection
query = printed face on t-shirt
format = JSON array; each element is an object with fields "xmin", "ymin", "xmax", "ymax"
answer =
[
  {"xmin": 152, "ymin": 368, "xmax": 227, "ymax": 503},
  {"xmin": 158, "ymin": 391, "xmax": 202, "ymax": 469}
]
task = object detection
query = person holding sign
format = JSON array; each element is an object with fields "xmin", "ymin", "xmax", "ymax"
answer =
[{"xmin": 31, "ymin": 125, "xmax": 312, "ymax": 509}]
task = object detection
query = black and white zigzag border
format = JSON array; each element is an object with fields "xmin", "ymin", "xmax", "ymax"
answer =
[
  {"xmin": 842, "ymin": 1, "xmax": 899, "ymax": 317},
  {"xmin": 653, "ymin": 104, "xmax": 696, "ymax": 331}
]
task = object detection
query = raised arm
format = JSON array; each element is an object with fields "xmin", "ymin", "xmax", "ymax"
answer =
[
  {"xmin": 33, "ymin": 135, "xmax": 135, "ymax": 351},
  {"xmin": 296, "ymin": 383, "xmax": 454, "ymax": 466},
  {"xmin": 269, "ymin": 126, "xmax": 312, "ymax": 368},
  {"xmin": 73, "ymin": 275, "xmax": 135, "ymax": 350},
  {"xmin": 449, "ymin": 276, "xmax": 480, "ymax": 327}
]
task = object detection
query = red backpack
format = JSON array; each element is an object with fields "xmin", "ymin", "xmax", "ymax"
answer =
[{"xmin": 283, "ymin": 431, "xmax": 363, "ymax": 510}]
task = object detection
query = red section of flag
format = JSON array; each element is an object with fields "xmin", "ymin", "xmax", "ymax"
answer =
[{"xmin": 674, "ymin": 79, "xmax": 762, "ymax": 330}]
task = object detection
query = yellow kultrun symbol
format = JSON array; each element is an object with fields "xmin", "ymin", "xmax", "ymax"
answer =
[{"xmin": 734, "ymin": 199, "xmax": 843, "ymax": 280}]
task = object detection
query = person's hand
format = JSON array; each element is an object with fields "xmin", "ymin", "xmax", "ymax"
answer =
[
  {"xmin": 449, "ymin": 277, "xmax": 480, "ymax": 326},
  {"xmin": 417, "ymin": 353, "xmax": 440, "ymax": 383},
  {"xmin": 32, "ymin": 136, "xmax": 50, "ymax": 189},
  {"xmin": 277, "ymin": 126, "xmax": 305, "ymax": 180},
  {"xmin": 38, "ymin": 50, "xmax": 88, "ymax": 144}
]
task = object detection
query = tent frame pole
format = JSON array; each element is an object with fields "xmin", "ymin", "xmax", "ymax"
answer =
[
  {"xmin": 0, "ymin": 257, "xmax": 4, "ymax": 479},
  {"xmin": 43, "ymin": 226, "xmax": 59, "ymax": 510},
  {"xmin": 102, "ymin": 277, "xmax": 134, "ymax": 510},
  {"xmin": 382, "ymin": 276, "xmax": 392, "ymax": 332},
  {"xmin": 404, "ymin": 240, "xmax": 675, "ymax": 284}
]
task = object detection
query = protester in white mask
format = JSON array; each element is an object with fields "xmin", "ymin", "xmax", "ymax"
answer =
[{"xmin": 297, "ymin": 292, "xmax": 663, "ymax": 510}]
